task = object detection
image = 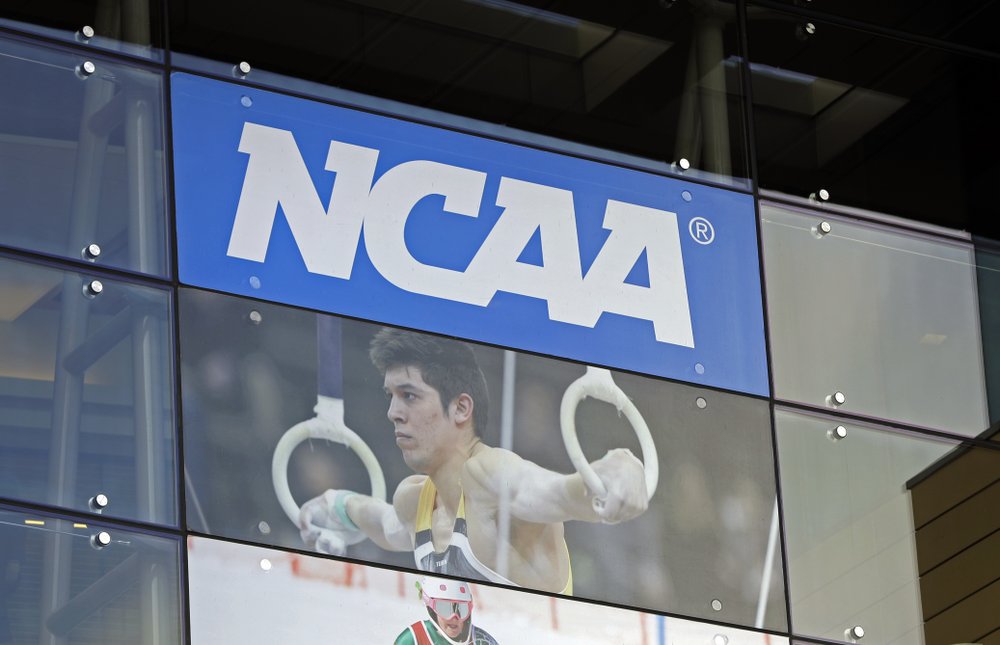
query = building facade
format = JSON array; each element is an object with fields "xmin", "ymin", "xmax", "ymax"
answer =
[{"xmin": 0, "ymin": 1, "xmax": 998, "ymax": 644}]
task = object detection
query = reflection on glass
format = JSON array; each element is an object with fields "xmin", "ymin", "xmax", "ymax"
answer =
[
  {"xmin": 0, "ymin": 35, "xmax": 169, "ymax": 276},
  {"xmin": 976, "ymin": 241, "xmax": 1000, "ymax": 426},
  {"xmin": 765, "ymin": 0, "xmax": 1000, "ymax": 54},
  {"xmin": 179, "ymin": 287, "xmax": 786, "ymax": 629},
  {"xmin": 776, "ymin": 407, "xmax": 1000, "ymax": 645},
  {"xmin": 0, "ymin": 256, "xmax": 177, "ymax": 526},
  {"xmin": 0, "ymin": 503, "xmax": 181, "ymax": 645},
  {"xmin": 189, "ymin": 536, "xmax": 789, "ymax": 645},
  {"xmin": 761, "ymin": 201, "xmax": 988, "ymax": 436},
  {"xmin": 169, "ymin": 0, "xmax": 750, "ymax": 185},
  {"xmin": 748, "ymin": 8, "xmax": 1000, "ymax": 235},
  {"xmin": 0, "ymin": 0, "xmax": 163, "ymax": 59}
]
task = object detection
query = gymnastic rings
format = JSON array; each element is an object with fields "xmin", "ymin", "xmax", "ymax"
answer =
[
  {"xmin": 560, "ymin": 366, "xmax": 658, "ymax": 512},
  {"xmin": 272, "ymin": 397, "xmax": 387, "ymax": 526}
]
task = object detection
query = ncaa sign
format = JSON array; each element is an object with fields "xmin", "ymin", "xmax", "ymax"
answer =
[{"xmin": 172, "ymin": 73, "xmax": 768, "ymax": 395}]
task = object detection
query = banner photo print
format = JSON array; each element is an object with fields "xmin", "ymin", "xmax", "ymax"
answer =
[
  {"xmin": 179, "ymin": 288, "xmax": 785, "ymax": 630},
  {"xmin": 172, "ymin": 72, "xmax": 768, "ymax": 396},
  {"xmin": 188, "ymin": 537, "xmax": 789, "ymax": 645}
]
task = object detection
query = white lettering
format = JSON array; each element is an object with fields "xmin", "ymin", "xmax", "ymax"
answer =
[
  {"xmin": 228, "ymin": 123, "xmax": 377, "ymax": 279},
  {"xmin": 465, "ymin": 178, "xmax": 583, "ymax": 319},
  {"xmin": 364, "ymin": 160, "xmax": 487, "ymax": 302},
  {"xmin": 579, "ymin": 201, "xmax": 694, "ymax": 347},
  {"xmin": 227, "ymin": 125, "xmax": 694, "ymax": 346}
]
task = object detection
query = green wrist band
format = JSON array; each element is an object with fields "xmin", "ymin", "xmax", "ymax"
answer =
[{"xmin": 333, "ymin": 490, "xmax": 360, "ymax": 532}]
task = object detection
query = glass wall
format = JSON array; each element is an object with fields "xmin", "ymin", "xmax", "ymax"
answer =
[
  {"xmin": 760, "ymin": 200, "xmax": 988, "ymax": 435},
  {"xmin": 0, "ymin": 255, "xmax": 177, "ymax": 526},
  {"xmin": 748, "ymin": 5, "xmax": 1000, "ymax": 236},
  {"xmin": 0, "ymin": 502, "xmax": 183, "ymax": 645},
  {"xmin": 775, "ymin": 407, "xmax": 1000, "ymax": 645},
  {"xmin": 977, "ymin": 240, "xmax": 1000, "ymax": 425},
  {"xmin": 0, "ymin": 34, "xmax": 170, "ymax": 277},
  {"xmin": 178, "ymin": 288, "xmax": 786, "ymax": 630},
  {"xmin": 168, "ymin": 0, "xmax": 752, "ymax": 188},
  {"xmin": 0, "ymin": 0, "xmax": 164, "ymax": 60},
  {"xmin": 188, "ymin": 535, "xmax": 789, "ymax": 645},
  {"xmin": 764, "ymin": 0, "xmax": 1000, "ymax": 54},
  {"xmin": 0, "ymin": 2, "xmax": 997, "ymax": 645}
]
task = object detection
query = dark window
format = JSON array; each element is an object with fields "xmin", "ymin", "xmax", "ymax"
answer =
[
  {"xmin": 169, "ymin": 0, "xmax": 751, "ymax": 184},
  {"xmin": 764, "ymin": 0, "xmax": 1000, "ymax": 55},
  {"xmin": 0, "ymin": 35, "xmax": 170, "ymax": 276},
  {"xmin": 0, "ymin": 0, "xmax": 164, "ymax": 59},
  {"xmin": 748, "ymin": 7, "xmax": 1000, "ymax": 238}
]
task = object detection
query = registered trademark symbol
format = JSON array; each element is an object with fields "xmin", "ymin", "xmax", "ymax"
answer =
[{"xmin": 689, "ymin": 217, "xmax": 715, "ymax": 244}]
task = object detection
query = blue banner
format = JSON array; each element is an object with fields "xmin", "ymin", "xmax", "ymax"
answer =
[{"xmin": 172, "ymin": 72, "xmax": 768, "ymax": 396}]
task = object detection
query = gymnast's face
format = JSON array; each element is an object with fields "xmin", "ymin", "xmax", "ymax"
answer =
[{"xmin": 384, "ymin": 366, "xmax": 470, "ymax": 475}]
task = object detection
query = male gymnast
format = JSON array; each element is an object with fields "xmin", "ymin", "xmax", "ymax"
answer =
[{"xmin": 299, "ymin": 328, "xmax": 648, "ymax": 594}]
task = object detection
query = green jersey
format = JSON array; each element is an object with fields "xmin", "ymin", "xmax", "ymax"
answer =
[{"xmin": 393, "ymin": 619, "xmax": 499, "ymax": 645}]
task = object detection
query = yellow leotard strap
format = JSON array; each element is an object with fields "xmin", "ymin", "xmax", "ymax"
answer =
[
  {"xmin": 415, "ymin": 478, "xmax": 572, "ymax": 595},
  {"xmin": 560, "ymin": 544, "xmax": 573, "ymax": 595},
  {"xmin": 415, "ymin": 477, "xmax": 436, "ymax": 533}
]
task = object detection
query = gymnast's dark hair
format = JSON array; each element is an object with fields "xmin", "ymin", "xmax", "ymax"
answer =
[{"xmin": 369, "ymin": 328, "xmax": 490, "ymax": 437}]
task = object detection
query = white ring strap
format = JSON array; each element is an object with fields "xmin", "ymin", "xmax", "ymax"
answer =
[
  {"xmin": 560, "ymin": 366, "xmax": 658, "ymax": 504},
  {"xmin": 272, "ymin": 398, "xmax": 387, "ymax": 526}
]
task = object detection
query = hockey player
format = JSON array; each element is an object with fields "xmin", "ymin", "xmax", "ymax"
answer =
[{"xmin": 394, "ymin": 577, "xmax": 498, "ymax": 645}]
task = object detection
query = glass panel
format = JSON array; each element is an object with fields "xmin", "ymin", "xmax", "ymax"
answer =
[
  {"xmin": 189, "ymin": 536, "xmax": 789, "ymax": 645},
  {"xmin": 761, "ymin": 200, "xmax": 989, "ymax": 436},
  {"xmin": 977, "ymin": 240, "xmax": 1000, "ymax": 427},
  {"xmin": 0, "ymin": 0, "xmax": 163, "ymax": 60},
  {"xmin": 0, "ymin": 34, "xmax": 170, "ymax": 277},
  {"xmin": 0, "ymin": 503, "xmax": 182, "ymax": 645},
  {"xmin": 170, "ymin": 70, "xmax": 767, "ymax": 396},
  {"xmin": 168, "ymin": 0, "xmax": 750, "ymax": 187},
  {"xmin": 775, "ymin": 407, "xmax": 1000, "ymax": 645},
  {"xmin": 764, "ymin": 0, "xmax": 1000, "ymax": 55},
  {"xmin": 0, "ymin": 255, "xmax": 177, "ymax": 526},
  {"xmin": 179, "ymin": 287, "xmax": 786, "ymax": 629},
  {"xmin": 747, "ymin": 7, "xmax": 1000, "ymax": 237}
]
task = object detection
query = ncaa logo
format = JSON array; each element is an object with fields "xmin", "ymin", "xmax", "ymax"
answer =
[{"xmin": 228, "ymin": 123, "xmax": 696, "ymax": 348}]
